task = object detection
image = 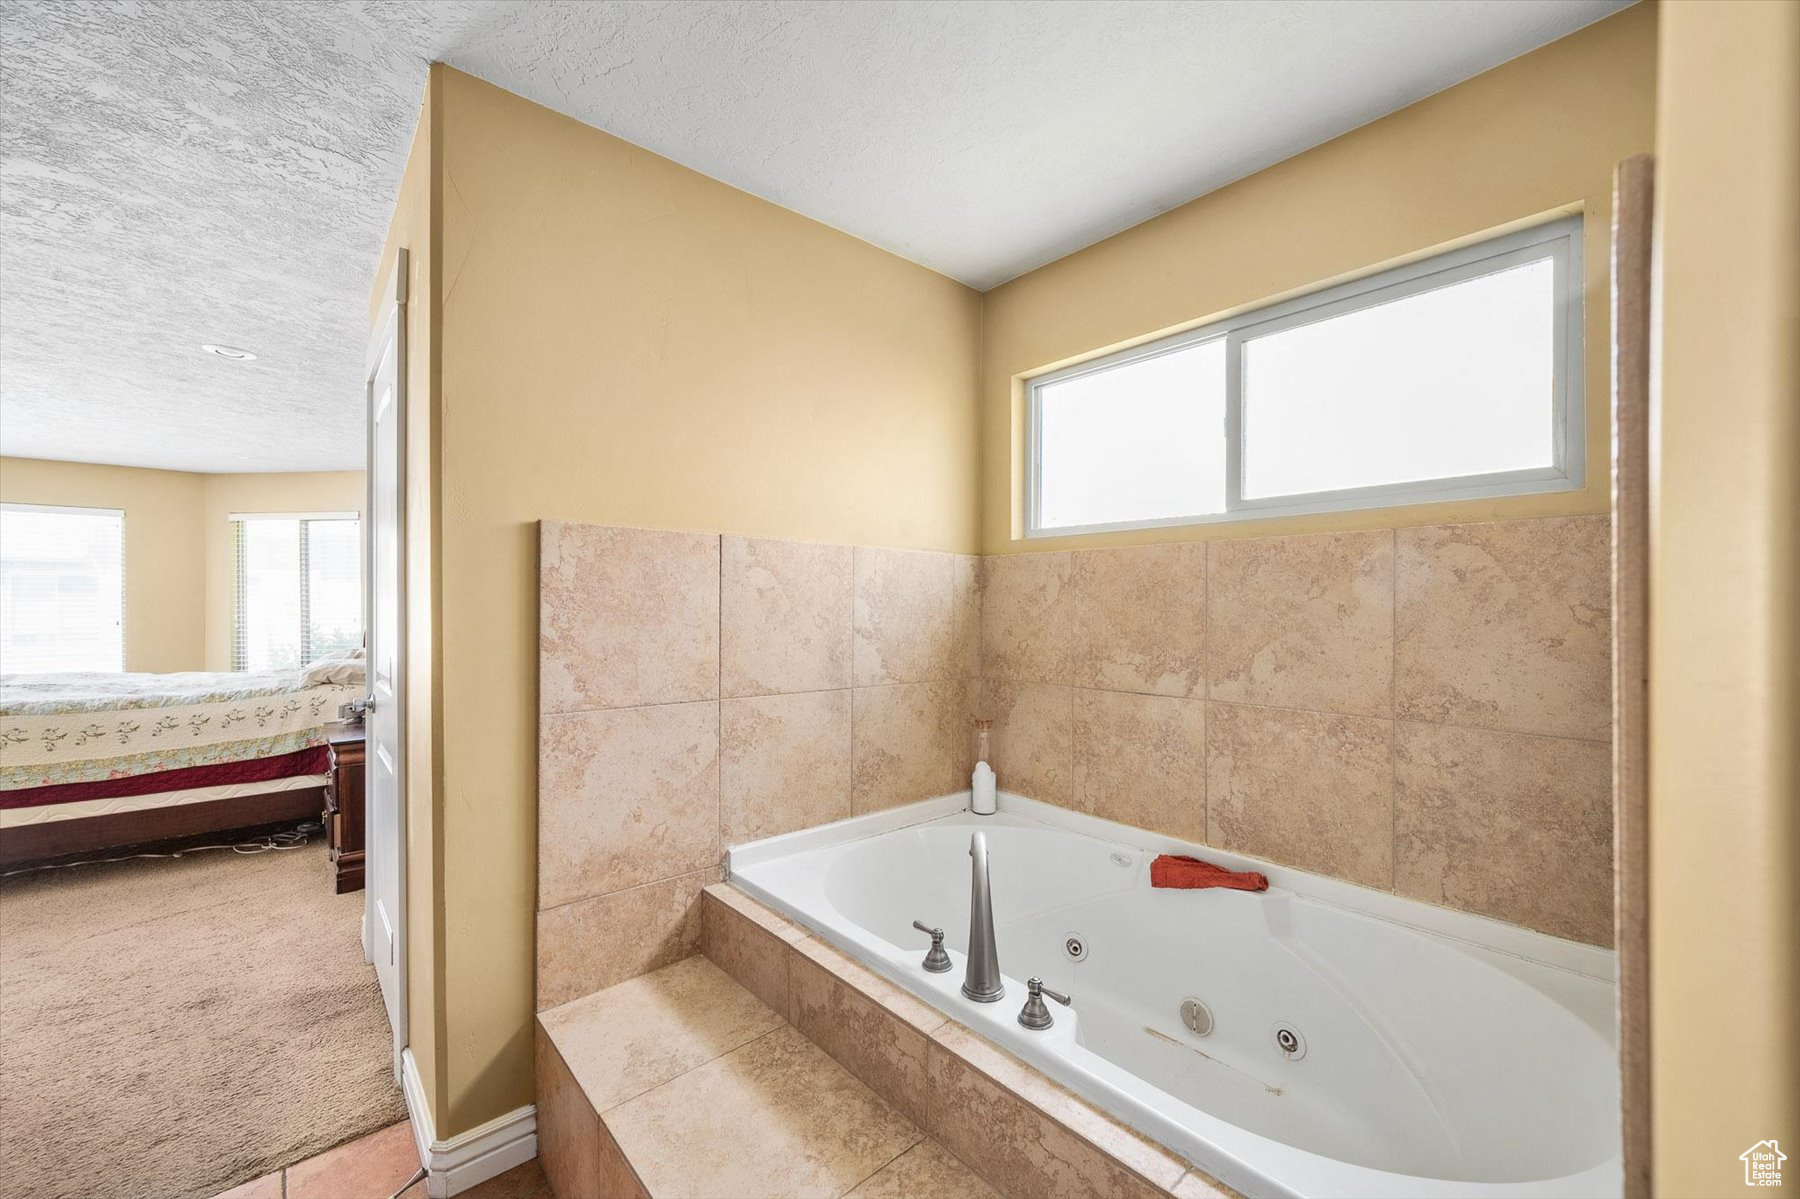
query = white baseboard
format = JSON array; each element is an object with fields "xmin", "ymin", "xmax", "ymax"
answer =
[{"xmin": 402, "ymin": 1048, "xmax": 538, "ymax": 1198}]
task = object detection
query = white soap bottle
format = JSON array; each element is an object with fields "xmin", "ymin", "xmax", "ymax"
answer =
[{"xmin": 971, "ymin": 718, "xmax": 997, "ymax": 816}]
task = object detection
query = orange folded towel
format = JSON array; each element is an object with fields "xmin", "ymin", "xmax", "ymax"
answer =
[{"xmin": 1150, "ymin": 854, "xmax": 1268, "ymax": 892}]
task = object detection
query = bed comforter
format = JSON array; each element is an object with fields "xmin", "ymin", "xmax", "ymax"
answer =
[{"xmin": 0, "ymin": 671, "xmax": 361, "ymax": 808}]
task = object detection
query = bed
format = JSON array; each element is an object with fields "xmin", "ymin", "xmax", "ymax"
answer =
[{"xmin": 0, "ymin": 670, "xmax": 363, "ymax": 867}]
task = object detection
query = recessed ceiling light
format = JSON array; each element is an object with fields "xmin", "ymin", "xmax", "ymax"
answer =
[{"xmin": 200, "ymin": 343, "xmax": 257, "ymax": 360}]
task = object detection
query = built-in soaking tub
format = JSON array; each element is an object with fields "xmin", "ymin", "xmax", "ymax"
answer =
[{"xmin": 729, "ymin": 792, "xmax": 1620, "ymax": 1199}]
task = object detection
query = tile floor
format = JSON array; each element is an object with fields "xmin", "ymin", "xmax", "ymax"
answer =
[{"xmin": 211, "ymin": 1119, "xmax": 553, "ymax": 1199}]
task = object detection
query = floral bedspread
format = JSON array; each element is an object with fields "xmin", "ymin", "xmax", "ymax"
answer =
[{"xmin": 0, "ymin": 672, "xmax": 361, "ymax": 789}]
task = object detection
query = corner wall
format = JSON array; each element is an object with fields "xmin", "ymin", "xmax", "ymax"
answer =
[
  {"xmin": 421, "ymin": 66, "xmax": 981, "ymax": 1134},
  {"xmin": 1649, "ymin": 1, "xmax": 1800, "ymax": 1192}
]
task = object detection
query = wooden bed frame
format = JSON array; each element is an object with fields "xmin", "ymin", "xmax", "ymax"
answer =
[{"xmin": 0, "ymin": 786, "xmax": 326, "ymax": 870}]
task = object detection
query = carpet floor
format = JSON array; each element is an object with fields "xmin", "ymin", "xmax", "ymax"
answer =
[{"xmin": 0, "ymin": 836, "xmax": 407, "ymax": 1199}]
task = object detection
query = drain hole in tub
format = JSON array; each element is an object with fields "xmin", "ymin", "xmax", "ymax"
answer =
[
  {"xmin": 1179, "ymin": 997, "xmax": 1213, "ymax": 1036},
  {"xmin": 1273, "ymin": 1023, "xmax": 1307, "ymax": 1060},
  {"xmin": 1063, "ymin": 934, "xmax": 1087, "ymax": 962}
]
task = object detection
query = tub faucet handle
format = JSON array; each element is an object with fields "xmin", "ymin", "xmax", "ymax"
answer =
[
  {"xmin": 1017, "ymin": 977, "xmax": 1071, "ymax": 1030},
  {"xmin": 911, "ymin": 920, "xmax": 952, "ymax": 973}
]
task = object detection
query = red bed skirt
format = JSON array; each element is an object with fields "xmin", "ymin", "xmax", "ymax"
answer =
[{"xmin": 0, "ymin": 746, "xmax": 330, "ymax": 810}]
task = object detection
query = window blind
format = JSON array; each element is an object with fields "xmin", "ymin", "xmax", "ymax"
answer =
[
  {"xmin": 0, "ymin": 503, "xmax": 125, "ymax": 674},
  {"xmin": 231, "ymin": 512, "xmax": 361, "ymax": 672}
]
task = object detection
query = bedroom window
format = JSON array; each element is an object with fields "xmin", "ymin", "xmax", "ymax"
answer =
[
  {"xmin": 1026, "ymin": 216, "xmax": 1584, "ymax": 536},
  {"xmin": 231, "ymin": 513, "xmax": 362, "ymax": 672},
  {"xmin": 0, "ymin": 504, "xmax": 126, "ymax": 674}
]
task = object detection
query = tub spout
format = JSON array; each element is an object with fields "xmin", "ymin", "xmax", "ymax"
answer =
[{"xmin": 963, "ymin": 831, "xmax": 1005, "ymax": 1002}]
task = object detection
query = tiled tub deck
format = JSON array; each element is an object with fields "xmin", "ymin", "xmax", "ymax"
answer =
[{"xmin": 536, "ymin": 884, "xmax": 1234, "ymax": 1199}]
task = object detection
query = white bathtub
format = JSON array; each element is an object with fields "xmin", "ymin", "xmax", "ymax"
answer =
[{"xmin": 729, "ymin": 792, "xmax": 1620, "ymax": 1199}]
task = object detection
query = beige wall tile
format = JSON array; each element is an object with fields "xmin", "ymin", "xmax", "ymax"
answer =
[
  {"xmin": 1208, "ymin": 529, "xmax": 1394, "ymax": 717},
  {"xmin": 721, "ymin": 690, "xmax": 852, "ymax": 844},
  {"xmin": 538, "ymin": 957, "xmax": 784, "ymax": 1113},
  {"xmin": 538, "ymin": 702, "xmax": 722, "ymax": 909},
  {"xmin": 950, "ymin": 555, "xmax": 983, "ymax": 679},
  {"xmin": 793, "ymin": 935, "xmax": 947, "ymax": 1034},
  {"xmin": 1394, "ymin": 721, "xmax": 1613, "ymax": 944},
  {"xmin": 931, "ymin": 1025, "xmax": 1189, "ymax": 1191},
  {"xmin": 925, "ymin": 1027, "xmax": 1186, "ymax": 1199},
  {"xmin": 539, "ymin": 521, "xmax": 720, "ymax": 714},
  {"xmin": 1073, "ymin": 543, "xmax": 1207, "ymax": 697},
  {"xmin": 701, "ymin": 885, "xmax": 804, "ymax": 1017},
  {"xmin": 852, "ymin": 681, "xmax": 971, "ymax": 813},
  {"xmin": 789, "ymin": 943, "xmax": 934, "ymax": 1127},
  {"xmin": 536, "ymin": 1026, "xmax": 625, "ymax": 1199},
  {"xmin": 604, "ymin": 1025, "xmax": 921, "ymax": 1199},
  {"xmin": 535, "ymin": 868, "xmax": 717, "ymax": 1010},
  {"xmin": 1073, "ymin": 689, "xmax": 1206, "ymax": 841},
  {"xmin": 722, "ymin": 535, "xmax": 854, "ymax": 696},
  {"xmin": 592, "ymin": 1110, "xmax": 651, "ymax": 1199},
  {"xmin": 1206, "ymin": 702, "xmax": 1393, "ymax": 888},
  {"xmin": 701, "ymin": 880, "xmax": 810, "ymax": 942},
  {"xmin": 980, "ymin": 679, "xmax": 1074, "ymax": 806},
  {"xmin": 854, "ymin": 546, "xmax": 957, "ymax": 686},
  {"xmin": 981, "ymin": 552, "xmax": 1073, "ymax": 684},
  {"xmin": 1395, "ymin": 516, "xmax": 1611, "ymax": 740},
  {"xmin": 845, "ymin": 1141, "xmax": 999, "ymax": 1199}
]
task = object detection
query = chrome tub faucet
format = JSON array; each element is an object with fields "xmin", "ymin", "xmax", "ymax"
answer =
[{"xmin": 963, "ymin": 830, "xmax": 1005, "ymax": 1002}]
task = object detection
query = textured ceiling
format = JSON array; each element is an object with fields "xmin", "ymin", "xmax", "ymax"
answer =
[{"xmin": 0, "ymin": 0, "xmax": 1631, "ymax": 473}]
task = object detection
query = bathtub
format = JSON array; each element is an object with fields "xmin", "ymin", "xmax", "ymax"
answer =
[{"xmin": 729, "ymin": 792, "xmax": 1620, "ymax": 1199}]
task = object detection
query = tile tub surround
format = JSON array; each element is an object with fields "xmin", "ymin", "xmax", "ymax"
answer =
[
  {"xmin": 535, "ymin": 952, "xmax": 1005, "ymax": 1199},
  {"xmin": 536, "ymin": 511, "xmax": 1616, "ymax": 1017},
  {"xmin": 696, "ymin": 884, "xmax": 1236, "ymax": 1199},
  {"xmin": 978, "ymin": 515, "xmax": 1615, "ymax": 946},
  {"xmin": 537, "ymin": 521, "xmax": 980, "ymax": 1011}
]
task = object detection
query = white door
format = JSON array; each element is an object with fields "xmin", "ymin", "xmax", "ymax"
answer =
[{"xmin": 365, "ymin": 249, "xmax": 408, "ymax": 1081}]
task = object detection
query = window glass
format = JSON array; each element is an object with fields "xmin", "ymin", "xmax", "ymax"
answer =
[
  {"xmin": 238, "ymin": 519, "xmax": 303, "ymax": 671},
  {"xmin": 233, "ymin": 516, "xmax": 361, "ymax": 671},
  {"xmin": 1242, "ymin": 259, "xmax": 1557, "ymax": 499},
  {"xmin": 1036, "ymin": 339, "xmax": 1227, "ymax": 530},
  {"xmin": 0, "ymin": 506, "xmax": 124, "ymax": 673},
  {"xmin": 305, "ymin": 519, "xmax": 362, "ymax": 661}
]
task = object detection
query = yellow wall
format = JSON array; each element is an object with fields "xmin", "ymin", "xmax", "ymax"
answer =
[
  {"xmin": 1649, "ymin": 1, "xmax": 1799, "ymax": 1193},
  {"xmin": 414, "ymin": 65, "xmax": 981, "ymax": 1133},
  {"xmin": 200, "ymin": 471, "xmax": 367, "ymax": 670},
  {"xmin": 979, "ymin": 2, "xmax": 1658, "ymax": 553},
  {"xmin": 0, "ymin": 456, "xmax": 362, "ymax": 673},
  {"xmin": 0, "ymin": 457, "xmax": 205, "ymax": 672},
  {"xmin": 369, "ymin": 75, "xmax": 445, "ymax": 1128}
]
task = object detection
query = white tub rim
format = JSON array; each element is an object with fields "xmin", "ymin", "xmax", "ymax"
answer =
[{"xmin": 728, "ymin": 789, "xmax": 1616, "ymax": 985}]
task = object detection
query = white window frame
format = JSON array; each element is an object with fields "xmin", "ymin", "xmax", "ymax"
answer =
[{"xmin": 1025, "ymin": 215, "xmax": 1585, "ymax": 538}]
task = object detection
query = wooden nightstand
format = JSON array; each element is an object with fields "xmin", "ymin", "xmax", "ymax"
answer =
[{"xmin": 323, "ymin": 722, "xmax": 367, "ymax": 894}]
